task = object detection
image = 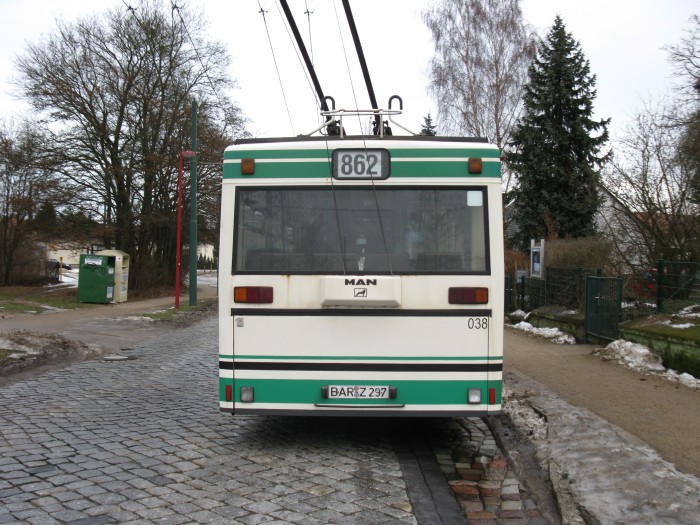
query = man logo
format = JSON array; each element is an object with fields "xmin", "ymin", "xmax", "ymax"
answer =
[
  {"xmin": 345, "ymin": 278, "xmax": 377, "ymax": 286},
  {"xmin": 354, "ymin": 288, "xmax": 368, "ymax": 298}
]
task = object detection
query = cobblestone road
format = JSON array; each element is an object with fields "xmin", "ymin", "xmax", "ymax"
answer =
[{"xmin": 0, "ymin": 317, "xmax": 464, "ymax": 525}]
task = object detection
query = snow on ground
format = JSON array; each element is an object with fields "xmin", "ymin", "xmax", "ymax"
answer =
[
  {"xmin": 510, "ymin": 321, "xmax": 577, "ymax": 345},
  {"xmin": 597, "ymin": 340, "xmax": 700, "ymax": 389},
  {"xmin": 0, "ymin": 336, "xmax": 42, "ymax": 357},
  {"xmin": 622, "ymin": 301, "xmax": 656, "ymax": 310},
  {"xmin": 596, "ymin": 340, "xmax": 666, "ymax": 372},
  {"xmin": 192, "ymin": 271, "xmax": 218, "ymax": 288},
  {"xmin": 45, "ymin": 269, "xmax": 218, "ymax": 289},
  {"xmin": 510, "ymin": 312, "xmax": 700, "ymax": 388},
  {"xmin": 508, "ymin": 313, "xmax": 700, "ymax": 390},
  {"xmin": 659, "ymin": 320, "xmax": 694, "ymax": 329},
  {"xmin": 501, "ymin": 386, "xmax": 548, "ymax": 441},
  {"xmin": 676, "ymin": 304, "xmax": 700, "ymax": 319}
]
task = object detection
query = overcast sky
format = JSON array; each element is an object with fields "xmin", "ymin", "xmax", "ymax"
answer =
[{"xmin": 0, "ymin": 0, "xmax": 697, "ymax": 140}]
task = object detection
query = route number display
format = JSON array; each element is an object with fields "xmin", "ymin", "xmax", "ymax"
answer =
[{"xmin": 332, "ymin": 149, "xmax": 390, "ymax": 180}]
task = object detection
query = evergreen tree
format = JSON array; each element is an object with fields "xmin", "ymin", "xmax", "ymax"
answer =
[
  {"xmin": 506, "ymin": 16, "xmax": 610, "ymax": 249},
  {"xmin": 420, "ymin": 113, "xmax": 438, "ymax": 136}
]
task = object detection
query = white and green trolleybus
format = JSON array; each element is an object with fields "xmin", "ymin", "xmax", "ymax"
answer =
[{"xmin": 218, "ymin": 110, "xmax": 504, "ymax": 417}]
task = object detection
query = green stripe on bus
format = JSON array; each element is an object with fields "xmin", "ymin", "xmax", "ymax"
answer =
[
  {"xmin": 223, "ymin": 146, "xmax": 501, "ymax": 180},
  {"xmin": 220, "ymin": 355, "xmax": 502, "ymax": 361},
  {"xmin": 223, "ymin": 147, "xmax": 500, "ymax": 160},
  {"xmin": 225, "ymin": 149, "xmax": 331, "ymax": 160},
  {"xmin": 222, "ymin": 160, "xmax": 500, "ymax": 179},
  {"xmin": 219, "ymin": 378, "xmax": 502, "ymax": 406}
]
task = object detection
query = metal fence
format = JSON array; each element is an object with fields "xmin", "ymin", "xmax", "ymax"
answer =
[
  {"xmin": 505, "ymin": 259, "xmax": 700, "ymax": 341},
  {"xmin": 507, "ymin": 267, "xmax": 600, "ymax": 313},
  {"xmin": 655, "ymin": 260, "xmax": 700, "ymax": 313},
  {"xmin": 585, "ymin": 276, "xmax": 623, "ymax": 343}
]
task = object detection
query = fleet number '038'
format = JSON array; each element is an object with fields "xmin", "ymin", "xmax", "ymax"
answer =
[{"xmin": 468, "ymin": 317, "xmax": 489, "ymax": 330}]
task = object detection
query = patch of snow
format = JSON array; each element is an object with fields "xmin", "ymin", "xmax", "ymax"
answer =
[
  {"xmin": 597, "ymin": 340, "xmax": 665, "ymax": 372},
  {"xmin": 665, "ymin": 369, "xmax": 700, "ymax": 389},
  {"xmin": 502, "ymin": 387, "xmax": 547, "ymax": 441},
  {"xmin": 39, "ymin": 305, "xmax": 68, "ymax": 313},
  {"xmin": 658, "ymin": 320, "xmax": 694, "ymax": 329},
  {"xmin": 0, "ymin": 337, "xmax": 41, "ymax": 356},
  {"xmin": 511, "ymin": 321, "xmax": 576, "ymax": 345},
  {"xmin": 676, "ymin": 305, "xmax": 700, "ymax": 319},
  {"xmin": 45, "ymin": 271, "xmax": 79, "ymax": 288},
  {"xmin": 597, "ymin": 340, "xmax": 700, "ymax": 389},
  {"xmin": 116, "ymin": 316, "xmax": 155, "ymax": 322},
  {"xmin": 196, "ymin": 272, "xmax": 218, "ymax": 288}
]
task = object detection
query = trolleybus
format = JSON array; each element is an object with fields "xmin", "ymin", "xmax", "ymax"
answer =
[{"xmin": 218, "ymin": 109, "xmax": 504, "ymax": 417}]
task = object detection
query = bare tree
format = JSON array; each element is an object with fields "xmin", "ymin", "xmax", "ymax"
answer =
[
  {"xmin": 14, "ymin": 0, "xmax": 246, "ymax": 290},
  {"xmin": 664, "ymin": 15, "xmax": 700, "ymax": 204},
  {"xmin": 422, "ymin": 0, "xmax": 535, "ymax": 154},
  {"xmin": 600, "ymin": 100, "xmax": 700, "ymax": 272},
  {"xmin": 0, "ymin": 120, "xmax": 54, "ymax": 285},
  {"xmin": 665, "ymin": 14, "xmax": 700, "ymax": 107}
]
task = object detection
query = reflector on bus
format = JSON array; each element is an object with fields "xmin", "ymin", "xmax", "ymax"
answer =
[
  {"xmin": 448, "ymin": 287, "xmax": 488, "ymax": 304},
  {"xmin": 234, "ymin": 286, "xmax": 273, "ymax": 303},
  {"xmin": 468, "ymin": 157, "xmax": 483, "ymax": 174},
  {"xmin": 241, "ymin": 158, "xmax": 255, "ymax": 175}
]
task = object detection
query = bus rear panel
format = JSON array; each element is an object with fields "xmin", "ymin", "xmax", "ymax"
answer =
[{"xmin": 219, "ymin": 137, "xmax": 503, "ymax": 417}]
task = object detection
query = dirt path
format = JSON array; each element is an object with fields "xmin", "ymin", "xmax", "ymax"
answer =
[
  {"xmin": 1, "ymin": 283, "xmax": 219, "ymax": 384},
  {"xmin": 0, "ymin": 285, "xmax": 218, "ymax": 350},
  {"xmin": 504, "ymin": 327, "xmax": 700, "ymax": 478}
]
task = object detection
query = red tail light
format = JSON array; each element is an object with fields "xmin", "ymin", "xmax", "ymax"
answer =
[
  {"xmin": 234, "ymin": 286, "xmax": 273, "ymax": 303},
  {"xmin": 489, "ymin": 387, "xmax": 496, "ymax": 405},
  {"xmin": 448, "ymin": 287, "xmax": 488, "ymax": 304},
  {"xmin": 225, "ymin": 385, "xmax": 232, "ymax": 401}
]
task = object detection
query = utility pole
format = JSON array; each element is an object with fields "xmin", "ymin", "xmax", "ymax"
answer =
[{"xmin": 189, "ymin": 99, "xmax": 198, "ymax": 306}]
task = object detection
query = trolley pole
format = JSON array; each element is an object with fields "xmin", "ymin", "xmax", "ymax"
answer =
[{"xmin": 189, "ymin": 99, "xmax": 198, "ymax": 306}]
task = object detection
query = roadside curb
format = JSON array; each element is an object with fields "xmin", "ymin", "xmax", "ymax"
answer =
[{"xmin": 439, "ymin": 417, "xmax": 553, "ymax": 524}]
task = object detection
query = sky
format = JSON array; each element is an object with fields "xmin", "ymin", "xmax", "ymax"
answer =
[{"xmin": 0, "ymin": 0, "xmax": 697, "ymax": 141}]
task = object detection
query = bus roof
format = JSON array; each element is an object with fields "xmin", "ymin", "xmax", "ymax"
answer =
[{"xmin": 233, "ymin": 135, "xmax": 490, "ymax": 146}]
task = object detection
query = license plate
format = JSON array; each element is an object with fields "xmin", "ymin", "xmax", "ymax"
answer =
[{"xmin": 328, "ymin": 385, "xmax": 390, "ymax": 399}]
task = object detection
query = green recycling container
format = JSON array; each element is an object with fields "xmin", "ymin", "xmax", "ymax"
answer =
[{"xmin": 77, "ymin": 254, "xmax": 116, "ymax": 303}]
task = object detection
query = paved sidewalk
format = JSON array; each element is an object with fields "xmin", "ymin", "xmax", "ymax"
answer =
[{"xmin": 501, "ymin": 369, "xmax": 700, "ymax": 524}]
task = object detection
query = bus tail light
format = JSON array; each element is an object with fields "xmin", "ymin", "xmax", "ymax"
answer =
[
  {"xmin": 448, "ymin": 287, "xmax": 488, "ymax": 304},
  {"xmin": 489, "ymin": 387, "xmax": 496, "ymax": 405},
  {"xmin": 225, "ymin": 385, "xmax": 232, "ymax": 402},
  {"xmin": 234, "ymin": 286, "xmax": 273, "ymax": 303}
]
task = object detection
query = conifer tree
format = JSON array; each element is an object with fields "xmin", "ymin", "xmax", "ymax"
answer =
[
  {"xmin": 420, "ymin": 113, "xmax": 438, "ymax": 136},
  {"xmin": 506, "ymin": 16, "xmax": 610, "ymax": 249}
]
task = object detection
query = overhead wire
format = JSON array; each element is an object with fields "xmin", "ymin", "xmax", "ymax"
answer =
[
  {"xmin": 330, "ymin": 0, "xmax": 393, "ymax": 274},
  {"xmin": 257, "ymin": 0, "xmax": 296, "ymax": 135},
  {"xmin": 304, "ymin": 1, "xmax": 314, "ymax": 64},
  {"xmin": 123, "ymin": 0, "xmax": 236, "ymax": 140},
  {"xmin": 170, "ymin": 2, "xmax": 232, "ymax": 132},
  {"xmin": 273, "ymin": 1, "xmax": 325, "ymax": 135}
]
